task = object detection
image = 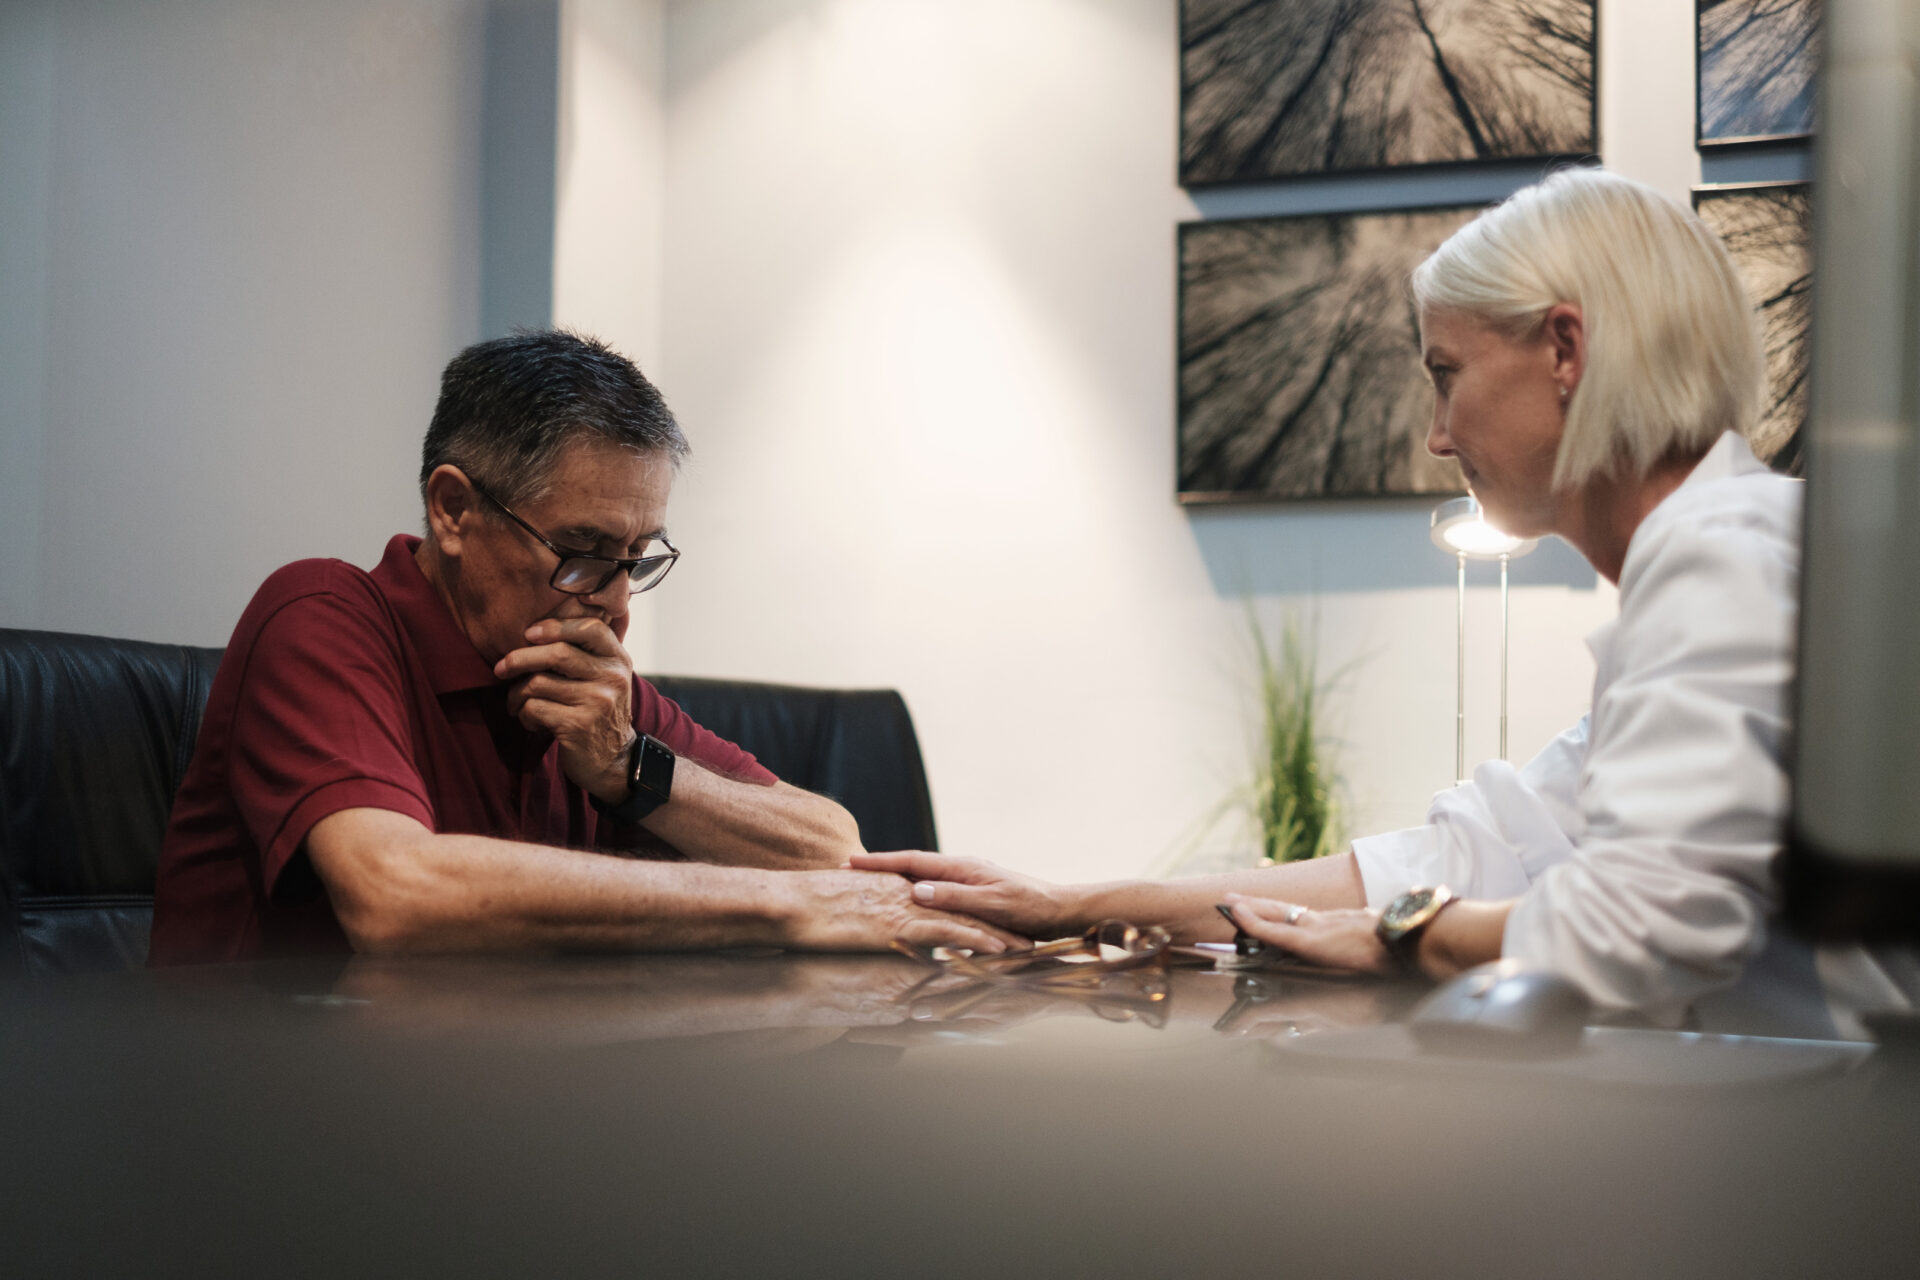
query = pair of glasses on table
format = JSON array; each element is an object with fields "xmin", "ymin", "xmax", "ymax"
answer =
[
  {"xmin": 890, "ymin": 919, "xmax": 1175, "ymax": 987},
  {"xmin": 890, "ymin": 920, "xmax": 1180, "ymax": 1026}
]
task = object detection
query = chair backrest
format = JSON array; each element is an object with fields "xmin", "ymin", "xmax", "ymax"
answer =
[
  {"xmin": 647, "ymin": 676, "xmax": 939, "ymax": 854},
  {"xmin": 0, "ymin": 628, "xmax": 225, "ymax": 978}
]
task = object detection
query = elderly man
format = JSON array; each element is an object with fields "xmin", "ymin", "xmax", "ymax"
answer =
[{"xmin": 150, "ymin": 330, "xmax": 1007, "ymax": 963}]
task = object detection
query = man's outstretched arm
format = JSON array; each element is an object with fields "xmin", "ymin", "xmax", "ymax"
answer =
[
  {"xmin": 305, "ymin": 807, "xmax": 1013, "ymax": 955},
  {"xmin": 638, "ymin": 766, "xmax": 863, "ymax": 872}
]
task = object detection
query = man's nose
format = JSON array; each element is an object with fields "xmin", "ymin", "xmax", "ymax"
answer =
[{"xmin": 587, "ymin": 574, "xmax": 632, "ymax": 620}]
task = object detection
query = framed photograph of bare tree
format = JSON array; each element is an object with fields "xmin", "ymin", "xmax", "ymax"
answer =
[
  {"xmin": 1179, "ymin": 1, "xmax": 1596, "ymax": 186},
  {"xmin": 1178, "ymin": 204, "xmax": 1479, "ymax": 502},
  {"xmin": 1692, "ymin": 181, "xmax": 1811, "ymax": 474},
  {"xmin": 1697, "ymin": 0, "xmax": 1820, "ymax": 148}
]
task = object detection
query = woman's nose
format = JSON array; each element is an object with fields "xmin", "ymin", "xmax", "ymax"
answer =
[{"xmin": 1425, "ymin": 407, "xmax": 1454, "ymax": 459}]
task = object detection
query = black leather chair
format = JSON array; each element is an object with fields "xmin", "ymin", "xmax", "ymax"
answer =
[
  {"xmin": 0, "ymin": 627, "xmax": 939, "ymax": 979},
  {"xmin": 0, "ymin": 629, "xmax": 224, "ymax": 979},
  {"xmin": 647, "ymin": 676, "xmax": 938, "ymax": 856}
]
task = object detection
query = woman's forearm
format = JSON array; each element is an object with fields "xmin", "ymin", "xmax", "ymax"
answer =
[
  {"xmin": 1413, "ymin": 898, "xmax": 1514, "ymax": 980},
  {"xmin": 1068, "ymin": 852, "xmax": 1368, "ymax": 942}
]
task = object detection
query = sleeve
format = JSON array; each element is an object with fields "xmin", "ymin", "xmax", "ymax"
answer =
[
  {"xmin": 228, "ymin": 590, "xmax": 437, "ymax": 901},
  {"xmin": 1502, "ymin": 517, "xmax": 1797, "ymax": 1012},
  {"xmin": 632, "ymin": 677, "xmax": 778, "ymax": 785},
  {"xmin": 1350, "ymin": 717, "xmax": 1590, "ymax": 906}
]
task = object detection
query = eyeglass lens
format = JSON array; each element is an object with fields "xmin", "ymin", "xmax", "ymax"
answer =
[{"xmin": 551, "ymin": 554, "xmax": 675, "ymax": 596}]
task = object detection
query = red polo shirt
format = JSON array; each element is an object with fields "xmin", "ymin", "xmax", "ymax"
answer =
[{"xmin": 148, "ymin": 534, "xmax": 775, "ymax": 965}]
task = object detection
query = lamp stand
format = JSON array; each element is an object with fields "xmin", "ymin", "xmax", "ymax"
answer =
[
  {"xmin": 1431, "ymin": 495, "xmax": 1536, "ymax": 789},
  {"xmin": 1455, "ymin": 551, "xmax": 1467, "ymax": 784},
  {"xmin": 1454, "ymin": 551, "xmax": 1516, "ymax": 784},
  {"xmin": 1500, "ymin": 552, "xmax": 1511, "ymax": 762}
]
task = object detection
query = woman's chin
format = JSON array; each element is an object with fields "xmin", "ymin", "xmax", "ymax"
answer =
[{"xmin": 1473, "ymin": 496, "xmax": 1541, "ymax": 540}]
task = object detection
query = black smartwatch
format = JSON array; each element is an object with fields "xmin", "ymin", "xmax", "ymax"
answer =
[{"xmin": 591, "ymin": 733, "xmax": 676, "ymax": 825}]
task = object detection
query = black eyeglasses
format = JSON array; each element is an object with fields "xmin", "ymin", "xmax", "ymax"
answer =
[{"xmin": 471, "ymin": 481, "xmax": 679, "ymax": 596}]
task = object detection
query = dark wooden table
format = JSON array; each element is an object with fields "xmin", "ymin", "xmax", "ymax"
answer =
[{"xmin": 3, "ymin": 953, "xmax": 1915, "ymax": 1278}]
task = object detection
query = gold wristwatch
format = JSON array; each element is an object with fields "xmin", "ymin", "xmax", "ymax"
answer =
[{"xmin": 1375, "ymin": 885, "xmax": 1457, "ymax": 970}]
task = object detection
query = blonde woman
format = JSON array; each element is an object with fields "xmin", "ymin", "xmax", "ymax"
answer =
[{"xmin": 859, "ymin": 168, "xmax": 1905, "ymax": 1031}]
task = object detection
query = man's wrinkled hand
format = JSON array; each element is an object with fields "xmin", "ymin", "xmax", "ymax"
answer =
[
  {"xmin": 846, "ymin": 852, "xmax": 1072, "ymax": 940},
  {"xmin": 787, "ymin": 870, "xmax": 1026, "ymax": 955},
  {"xmin": 494, "ymin": 617, "xmax": 636, "ymax": 801}
]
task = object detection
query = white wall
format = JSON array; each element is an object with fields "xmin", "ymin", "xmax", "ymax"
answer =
[
  {"xmin": 0, "ymin": 0, "xmax": 491, "ymax": 644},
  {"xmin": 0, "ymin": 0, "xmax": 678, "ymax": 662},
  {"xmin": 552, "ymin": 0, "xmax": 671, "ymax": 670},
  {"xmin": 649, "ymin": 0, "xmax": 1743, "ymax": 881},
  {"xmin": 658, "ymin": 0, "xmax": 1252, "ymax": 881}
]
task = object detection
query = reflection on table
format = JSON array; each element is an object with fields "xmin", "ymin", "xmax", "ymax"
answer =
[{"xmin": 3, "ymin": 951, "xmax": 1913, "ymax": 1279}]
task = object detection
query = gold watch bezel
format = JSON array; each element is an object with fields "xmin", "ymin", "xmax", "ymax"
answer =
[{"xmin": 1376, "ymin": 884, "xmax": 1457, "ymax": 952}]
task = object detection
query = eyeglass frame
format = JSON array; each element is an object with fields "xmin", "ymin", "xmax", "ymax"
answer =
[{"xmin": 467, "ymin": 477, "xmax": 680, "ymax": 597}]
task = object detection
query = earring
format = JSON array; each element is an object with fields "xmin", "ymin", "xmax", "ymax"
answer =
[{"xmin": 1558, "ymin": 384, "xmax": 1569, "ymax": 401}]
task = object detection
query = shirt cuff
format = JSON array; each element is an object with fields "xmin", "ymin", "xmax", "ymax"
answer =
[
  {"xmin": 1351, "ymin": 825, "xmax": 1444, "ymax": 908},
  {"xmin": 262, "ymin": 776, "xmax": 436, "ymax": 901}
]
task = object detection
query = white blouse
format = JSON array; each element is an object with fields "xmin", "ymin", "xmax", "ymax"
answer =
[{"xmin": 1351, "ymin": 432, "xmax": 1914, "ymax": 1034}]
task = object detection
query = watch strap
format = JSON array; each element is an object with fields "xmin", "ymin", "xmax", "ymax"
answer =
[
  {"xmin": 591, "ymin": 733, "xmax": 676, "ymax": 825},
  {"xmin": 1376, "ymin": 885, "xmax": 1457, "ymax": 968}
]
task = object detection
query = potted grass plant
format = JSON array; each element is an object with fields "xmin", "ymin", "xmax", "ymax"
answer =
[
  {"xmin": 1244, "ymin": 607, "xmax": 1343, "ymax": 865},
  {"xmin": 1158, "ymin": 605, "xmax": 1350, "ymax": 876}
]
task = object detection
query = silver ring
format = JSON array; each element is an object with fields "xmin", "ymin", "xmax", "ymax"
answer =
[{"xmin": 1285, "ymin": 904, "xmax": 1306, "ymax": 925}]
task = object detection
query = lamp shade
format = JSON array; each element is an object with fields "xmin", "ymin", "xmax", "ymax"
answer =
[{"xmin": 1430, "ymin": 496, "xmax": 1539, "ymax": 560}]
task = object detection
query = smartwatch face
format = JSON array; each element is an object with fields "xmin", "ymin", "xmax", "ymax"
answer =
[{"xmin": 634, "ymin": 734, "xmax": 675, "ymax": 801}]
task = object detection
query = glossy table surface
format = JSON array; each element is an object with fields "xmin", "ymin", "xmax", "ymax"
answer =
[{"xmin": 4, "ymin": 952, "xmax": 1917, "ymax": 1279}]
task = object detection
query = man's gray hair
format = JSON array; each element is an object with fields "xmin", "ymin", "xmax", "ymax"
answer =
[{"xmin": 419, "ymin": 329, "xmax": 689, "ymax": 508}]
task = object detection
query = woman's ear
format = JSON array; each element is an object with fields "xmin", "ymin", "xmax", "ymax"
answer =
[
  {"xmin": 1544, "ymin": 302, "xmax": 1586, "ymax": 392},
  {"xmin": 423, "ymin": 465, "xmax": 479, "ymax": 559}
]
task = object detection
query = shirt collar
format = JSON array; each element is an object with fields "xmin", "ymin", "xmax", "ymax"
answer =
[
  {"xmin": 1674, "ymin": 429, "xmax": 1765, "ymax": 490},
  {"xmin": 1619, "ymin": 430, "xmax": 1768, "ymax": 574},
  {"xmin": 371, "ymin": 534, "xmax": 502, "ymax": 695},
  {"xmin": 1583, "ymin": 431, "xmax": 1768, "ymax": 664}
]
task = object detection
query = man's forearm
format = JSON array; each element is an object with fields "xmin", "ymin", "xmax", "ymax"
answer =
[
  {"xmin": 641, "ymin": 764, "xmax": 860, "ymax": 871},
  {"xmin": 1064, "ymin": 852, "xmax": 1368, "ymax": 942},
  {"xmin": 309, "ymin": 807, "xmax": 1010, "ymax": 958},
  {"xmin": 314, "ymin": 809, "xmax": 806, "ymax": 954}
]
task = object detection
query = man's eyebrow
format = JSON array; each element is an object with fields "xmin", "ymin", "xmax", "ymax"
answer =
[{"xmin": 561, "ymin": 525, "xmax": 667, "ymax": 552}]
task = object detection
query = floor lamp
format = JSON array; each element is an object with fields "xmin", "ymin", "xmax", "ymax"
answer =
[{"xmin": 1430, "ymin": 496, "xmax": 1539, "ymax": 783}]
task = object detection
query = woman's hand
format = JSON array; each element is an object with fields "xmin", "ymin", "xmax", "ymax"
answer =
[
  {"xmin": 1220, "ymin": 893, "xmax": 1398, "ymax": 976},
  {"xmin": 785, "ymin": 869, "xmax": 1026, "ymax": 954},
  {"xmin": 846, "ymin": 852, "xmax": 1079, "ymax": 940},
  {"xmin": 1223, "ymin": 893, "xmax": 1513, "ymax": 980}
]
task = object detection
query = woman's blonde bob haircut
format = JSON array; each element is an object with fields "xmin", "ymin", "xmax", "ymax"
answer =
[{"xmin": 1410, "ymin": 167, "xmax": 1764, "ymax": 491}]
